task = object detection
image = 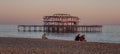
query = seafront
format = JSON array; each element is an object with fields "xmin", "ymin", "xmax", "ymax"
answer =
[{"xmin": 0, "ymin": 37, "xmax": 120, "ymax": 54}]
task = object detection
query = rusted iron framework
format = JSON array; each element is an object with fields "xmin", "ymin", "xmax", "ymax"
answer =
[{"xmin": 43, "ymin": 14, "xmax": 79, "ymax": 33}]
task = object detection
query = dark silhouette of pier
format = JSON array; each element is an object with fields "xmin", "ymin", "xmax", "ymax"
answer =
[
  {"xmin": 18, "ymin": 25, "xmax": 43, "ymax": 32},
  {"xmin": 18, "ymin": 14, "xmax": 102, "ymax": 33},
  {"xmin": 18, "ymin": 25, "xmax": 102, "ymax": 33}
]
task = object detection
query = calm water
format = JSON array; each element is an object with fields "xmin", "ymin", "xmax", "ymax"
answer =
[{"xmin": 0, "ymin": 25, "xmax": 120, "ymax": 43}]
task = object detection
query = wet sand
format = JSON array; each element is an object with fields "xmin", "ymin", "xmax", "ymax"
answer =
[{"xmin": 0, "ymin": 37, "xmax": 120, "ymax": 54}]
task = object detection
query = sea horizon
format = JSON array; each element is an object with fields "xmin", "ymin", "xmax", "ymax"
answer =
[{"xmin": 0, "ymin": 24, "xmax": 120, "ymax": 43}]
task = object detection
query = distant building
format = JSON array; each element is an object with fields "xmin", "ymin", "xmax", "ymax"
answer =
[{"xmin": 43, "ymin": 14, "xmax": 79, "ymax": 33}]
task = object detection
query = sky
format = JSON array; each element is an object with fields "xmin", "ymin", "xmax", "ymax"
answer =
[{"xmin": 0, "ymin": 0, "xmax": 120, "ymax": 25}]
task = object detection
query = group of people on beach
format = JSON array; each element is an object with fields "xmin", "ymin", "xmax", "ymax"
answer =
[
  {"xmin": 42, "ymin": 33, "xmax": 86, "ymax": 42},
  {"xmin": 75, "ymin": 34, "xmax": 86, "ymax": 42}
]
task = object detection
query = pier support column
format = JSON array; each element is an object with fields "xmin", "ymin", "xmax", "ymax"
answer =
[
  {"xmin": 23, "ymin": 26, "xmax": 26, "ymax": 32},
  {"xmin": 28, "ymin": 27, "xmax": 31, "ymax": 32}
]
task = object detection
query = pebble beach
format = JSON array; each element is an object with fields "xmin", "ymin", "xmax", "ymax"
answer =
[{"xmin": 0, "ymin": 37, "xmax": 120, "ymax": 54}]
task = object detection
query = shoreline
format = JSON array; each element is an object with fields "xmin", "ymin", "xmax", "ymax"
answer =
[
  {"xmin": 0, "ymin": 36, "xmax": 119, "ymax": 44},
  {"xmin": 0, "ymin": 37, "xmax": 120, "ymax": 54}
]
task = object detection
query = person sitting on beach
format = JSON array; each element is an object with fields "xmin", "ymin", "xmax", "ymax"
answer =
[
  {"xmin": 42, "ymin": 33, "xmax": 48, "ymax": 40},
  {"xmin": 75, "ymin": 34, "xmax": 80, "ymax": 41},
  {"xmin": 80, "ymin": 35, "xmax": 86, "ymax": 42}
]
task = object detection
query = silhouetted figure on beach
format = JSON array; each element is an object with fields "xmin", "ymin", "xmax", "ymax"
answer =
[
  {"xmin": 75, "ymin": 34, "xmax": 86, "ymax": 42},
  {"xmin": 42, "ymin": 33, "xmax": 48, "ymax": 39},
  {"xmin": 80, "ymin": 35, "xmax": 86, "ymax": 42},
  {"xmin": 75, "ymin": 34, "xmax": 80, "ymax": 41}
]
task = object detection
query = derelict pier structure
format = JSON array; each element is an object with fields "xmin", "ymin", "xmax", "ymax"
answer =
[{"xmin": 18, "ymin": 14, "xmax": 102, "ymax": 33}]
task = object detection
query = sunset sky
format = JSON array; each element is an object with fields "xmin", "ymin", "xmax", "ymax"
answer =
[{"xmin": 0, "ymin": 0, "xmax": 120, "ymax": 25}]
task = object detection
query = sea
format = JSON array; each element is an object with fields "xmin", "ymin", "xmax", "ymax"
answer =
[{"xmin": 0, "ymin": 25, "xmax": 120, "ymax": 43}]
